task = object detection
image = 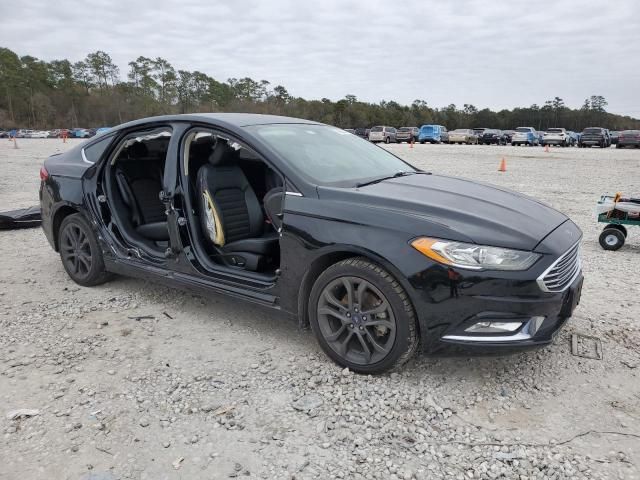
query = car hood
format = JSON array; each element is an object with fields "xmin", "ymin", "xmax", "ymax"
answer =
[{"xmin": 316, "ymin": 174, "xmax": 568, "ymax": 251}]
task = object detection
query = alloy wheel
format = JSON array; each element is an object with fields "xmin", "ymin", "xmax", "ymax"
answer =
[
  {"xmin": 60, "ymin": 223, "xmax": 93, "ymax": 279},
  {"xmin": 316, "ymin": 276, "xmax": 396, "ymax": 365}
]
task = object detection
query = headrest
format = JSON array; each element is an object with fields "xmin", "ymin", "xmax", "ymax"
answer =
[
  {"xmin": 190, "ymin": 136, "xmax": 214, "ymax": 161},
  {"xmin": 208, "ymin": 141, "xmax": 240, "ymax": 166},
  {"xmin": 127, "ymin": 141, "xmax": 149, "ymax": 159}
]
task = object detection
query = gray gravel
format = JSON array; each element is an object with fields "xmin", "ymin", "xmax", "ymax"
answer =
[{"xmin": 1, "ymin": 139, "xmax": 639, "ymax": 479}]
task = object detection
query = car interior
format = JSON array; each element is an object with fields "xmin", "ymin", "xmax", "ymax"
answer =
[
  {"xmin": 181, "ymin": 131, "xmax": 284, "ymax": 274},
  {"xmin": 103, "ymin": 129, "xmax": 172, "ymax": 256},
  {"xmin": 102, "ymin": 128, "xmax": 285, "ymax": 276}
]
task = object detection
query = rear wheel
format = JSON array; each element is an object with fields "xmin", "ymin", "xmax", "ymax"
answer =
[
  {"xmin": 309, "ymin": 257, "xmax": 419, "ymax": 374},
  {"xmin": 599, "ymin": 228, "xmax": 625, "ymax": 251},
  {"xmin": 58, "ymin": 213, "xmax": 111, "ymax": 286},
  {"xmin": 385, "ymin": 137, "xmax": 390, "ymax": 144}
]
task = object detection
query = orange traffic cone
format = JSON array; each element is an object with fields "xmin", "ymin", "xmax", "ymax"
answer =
[
  {"xmin": 544, "ymin": 144, "xmax": 549, "ymax": 153},
  {"xmin": 498, "ymin": 158, "xmax": 506, "ymax": 172}
]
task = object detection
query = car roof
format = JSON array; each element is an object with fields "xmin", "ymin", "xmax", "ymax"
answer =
[{"xmin": 111, "ymin": 113, "xmax": 321, "ymax": 132}]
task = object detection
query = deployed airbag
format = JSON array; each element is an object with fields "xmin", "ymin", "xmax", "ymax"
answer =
[{"xmin": 0, "ymin": 206, "xmax": 42, "ymax": 230}]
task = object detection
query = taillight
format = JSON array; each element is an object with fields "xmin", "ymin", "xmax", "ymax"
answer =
[{"xmin": 39, "ymin": 166, "xmax": 49, "ymax": 181}]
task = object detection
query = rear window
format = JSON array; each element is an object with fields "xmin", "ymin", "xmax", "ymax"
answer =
[
  {"xmin": 516, "ymin": 127, "xmax": 531, "ymax": 133},
  {"xmin": 421, "ymin": 125, "xmax": 435, "ymax": 132},
  {"xmin": 547, "ymin": 128, "xmax": 563, "ymax": 133},
  {"xmin": 371, "ymin": 126, "xmax": 383, "ymax": 132},
  {"xmin": 398, "ymin": 127, "xmax": 411, "ymax": 132},
  {"xmin": 584, "ymin": 128, "xmax": 602, "ymax": 133}
]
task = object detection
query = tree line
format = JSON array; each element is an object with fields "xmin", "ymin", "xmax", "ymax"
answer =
[{"xmin": 1, "ymin": 47, "xmax": 638, "ymax": 131}]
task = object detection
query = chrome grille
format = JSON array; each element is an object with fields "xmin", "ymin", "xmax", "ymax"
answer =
[{"xmin": 538, "ymin": 242, "xmax": 581, "ymax": 292}]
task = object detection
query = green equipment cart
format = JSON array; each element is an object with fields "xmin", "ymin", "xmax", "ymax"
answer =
[{"xmin": 597, "ymin": 193, "xmax": 640, "ymax": 250}]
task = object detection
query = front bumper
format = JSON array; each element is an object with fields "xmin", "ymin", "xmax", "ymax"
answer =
[
  {"xmin": 404, "ymin": 221, "xmax": 583, "ymax": 352},
  {"xmin": 438, "ymin": 272, "xmax": 582, "ymax": 348}
]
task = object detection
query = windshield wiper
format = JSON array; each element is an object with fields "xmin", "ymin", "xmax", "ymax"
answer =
[{"xmin": 355, "ymin": 170, "xmax": 429, "ymax": 188}]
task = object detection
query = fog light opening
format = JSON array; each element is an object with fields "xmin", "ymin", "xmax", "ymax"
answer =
[
  {"xmin": 465, "ymin": 321, "xmax": 523, "ymax": 333},
  {"xmin": 529, "ymin": 316, "xmax": 545, "ymax": 335}
]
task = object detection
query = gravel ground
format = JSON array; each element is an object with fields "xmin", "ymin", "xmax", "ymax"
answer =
[{"xmin": 1, "ymin": 138, "xmax": 639, "ymax": 480}]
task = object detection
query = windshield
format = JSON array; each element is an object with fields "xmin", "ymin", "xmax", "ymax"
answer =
[{"xmin": 247, "ymin": 124, "xmax": 415, "ymax": 187}]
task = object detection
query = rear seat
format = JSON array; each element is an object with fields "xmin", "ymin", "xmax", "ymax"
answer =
[{"xmin": 115, "ymin": 142, "xmax": 169, "ymax": 241}]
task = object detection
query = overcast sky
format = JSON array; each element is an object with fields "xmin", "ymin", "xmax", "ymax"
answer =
[{"xmin": 1, "ymin": 0, "xmax": 638, "ymax": 117}]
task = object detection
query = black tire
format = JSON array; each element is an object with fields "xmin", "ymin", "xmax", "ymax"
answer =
[
  {"xmin": 385, "ymin": 137, "xmax": 390, "ymax": 144},
  {"xmin": 58, "ymin": 213, "xmax": 111, "ymax": 286},
  {"xmin": 599, "ymin": 228, "xmax": 625, "ymax": 251},
  {"xmin": 308, "ymin": 257, "xmax": 419, "ymax": 374},
  {"xmin": 605, "ymin": 223, "xmax": 627, "ymax": 237},
  {"xmin": 616, "ymin": 144, "xmax": 623, "ymax": 149},
  {"xmin": 420, "ymin": 140, "xmax": 425, "ymax": 144}
]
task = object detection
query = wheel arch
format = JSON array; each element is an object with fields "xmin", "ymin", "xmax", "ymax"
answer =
[
  {"xmin": 295, "ymin": 246, "xmax": 420, "ymax": 333},
  {"xmin": 51, "ymin": 204, "xmax": 80, "ymax": 251}
]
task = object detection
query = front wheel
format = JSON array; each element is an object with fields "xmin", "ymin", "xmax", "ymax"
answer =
[
  {"xmin": 309, "ymin": 257, "xmax": 419, "ymax": 374},
  {"xmin": 58, "ymin": 213, "xmax": 111, "ymax": 286}
]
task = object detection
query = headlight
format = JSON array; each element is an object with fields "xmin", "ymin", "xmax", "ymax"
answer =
[{"xmin": 411, "ymin": 237, "xmax": 541, "ymax": 271}]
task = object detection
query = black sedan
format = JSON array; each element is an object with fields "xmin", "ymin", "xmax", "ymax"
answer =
[{"xmin": 39, "ymin": 114, "xmax": 584, "ymax": 373}]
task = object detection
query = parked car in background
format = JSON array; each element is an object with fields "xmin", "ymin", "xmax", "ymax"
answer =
[
  {"xmin": 418, "ymin": 125, "xmax": 448, "ymax": 144},
  {"xmin": 502, "ymin": 130, "xmax": 515, "ymax": 143},
  {"xmin": 354, "ymin": 128, "xmax": 368, "ymax": 140},
  {"xmin": 368, "ymin": 126, "xmax": 396, "ymax": 143},
  {"xmin": 617, "ymin": 130, "xmax": 640, "ymax": 148},
  {"xmin": 542, "ymin": 128, "xmax": 570, "ymax": 147},
  {"xmin": 472, "ymin": 128, "xmax": 487, "ymax": 139},
  {"xmin": 31, "ymin": 130, "xmax": 50, "ymax": 138},
  {"xmin": 18, "ymin": 129, "xmax": 34, "ymax": 138},
  {"xmin": 71, "ymin": 128, "xmax": 91, "ymax": 138},
  {"xmin": 480, "ymin": 129, "xmax": 507, "ymax": 145},
  {"xmin": 0, "ymin": 129, "xmax": 8, "ymax": 138},
  {"xmin": 609, "ymin": 131, "xmax": 619, "ymax": 145},
  {"xmin": 511, "ymin": 127, "xmax": 539, "ymax": 146},
  {"xmin": 579, "ymin": 127, "xmax": 610, "ymax": 148},
  {"xmin": 396, "ymin": 127, "xmax": 419, "ymax": 143},
  {"xmin": 449, "ymin": 129, "xmax": 478, "ymax": 144},
  {"xmin": 567, "ymin": 131, "xmax": 579, "ymax": 146}
]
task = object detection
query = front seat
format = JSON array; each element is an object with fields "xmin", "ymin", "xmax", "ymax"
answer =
[{"xmin": 196, "ymin": 141, "xmax": 278, "ymax": 271}]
